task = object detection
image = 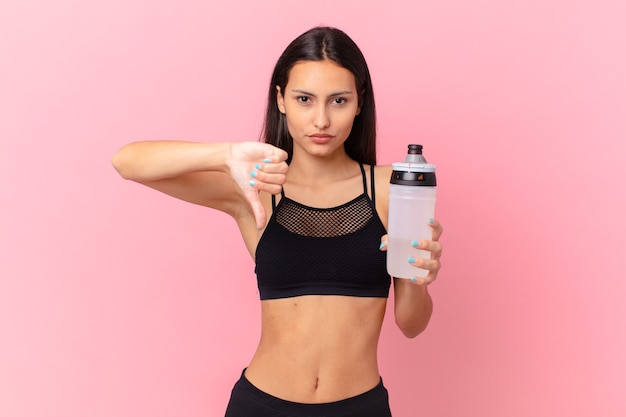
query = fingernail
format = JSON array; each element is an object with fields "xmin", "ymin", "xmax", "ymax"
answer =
[
  {"xmin": 411, "ymin": 240, "xmax": 419, "ymax": 247},
  {"xmin": 250, "ymin": 171, "xmax": 258, "ymax": 178},
  {"xmin": 263, "ymin": 158, "xmax": 272, "ymax": 163},
  {"xmin": 429, "ymin": 218, "xmax": 435, "ymax": 225},
  {"xmin": 379, "ymin": 241, "xmax": 387, "ymax": 249},
  {"xmin": 255, "ymin": 163, "xmax": 262, "ymax": 169},
  {"xmin": 408, "ymin": 257, "xmax": 416, "ymax": 263},
  {"xmin": 411, "ymin": 277, "xmax": 418, "ymax": 283},
  {"xmin": 249, "ymin": 180, "xmax": 256, "ymax": 187}
]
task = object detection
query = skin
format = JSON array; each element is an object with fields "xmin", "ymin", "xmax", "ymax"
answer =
[{"xmin": 112, "ymin": 59, "xmax": 442, "ymax": 403}]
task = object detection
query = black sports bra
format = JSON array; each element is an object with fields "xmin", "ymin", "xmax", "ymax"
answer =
[{"xmin": 255, "ymin": 164, "xmax": 391, "ymax": 300}]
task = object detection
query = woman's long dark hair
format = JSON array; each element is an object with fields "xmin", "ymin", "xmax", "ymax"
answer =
[{"xmin": 262, "ymin": 27, "xmax": 377, "ymax": 165}]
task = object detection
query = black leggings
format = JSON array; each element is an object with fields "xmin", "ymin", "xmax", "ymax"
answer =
[{"xmin": 224, "ymin": 370, "xmax": 393, "ymax": 417}]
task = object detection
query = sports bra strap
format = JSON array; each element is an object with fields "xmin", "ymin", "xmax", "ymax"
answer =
[
  {"xmin": 271, "ymin": 187, "xmax": 286, "ymax": 211},
  {"xmin": 359, "ymin": 163, "xmax": 367, "ymax": 194},
  {"xmin": 370, "ymin": 164, "xmax": 376, "ymax": 205}
]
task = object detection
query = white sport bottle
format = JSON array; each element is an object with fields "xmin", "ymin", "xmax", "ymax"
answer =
[{"xmin": 387, "ymin": 144, "xmax": 437, "ymax": 279}]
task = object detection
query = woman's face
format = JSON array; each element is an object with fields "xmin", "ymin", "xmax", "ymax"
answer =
[{"xmin": 277, "ymin": 60, "xmax": 361, "ymax": 161}]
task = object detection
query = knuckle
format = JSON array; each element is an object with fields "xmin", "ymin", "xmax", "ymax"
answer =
[
  {"xmin": 268, "ymin": 185, "xmax": 282, "ymax": 194},
  {"xmin": 433, "ymin": 259, "xmax": 442, "ymax": 272}
]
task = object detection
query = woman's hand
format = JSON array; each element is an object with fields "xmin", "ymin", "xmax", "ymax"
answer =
[
  {"xmin": 380, "ymin": 219, "xmax": 443, "ymax": 285},
  {"xmin": 227, "ymin": 142, "xmax": 289, "ymax": 229}
]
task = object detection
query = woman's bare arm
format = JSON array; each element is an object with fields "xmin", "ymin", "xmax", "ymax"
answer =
[{"xmin": 112, "ymin": 140, "xmax": 288, "ymax": 228}]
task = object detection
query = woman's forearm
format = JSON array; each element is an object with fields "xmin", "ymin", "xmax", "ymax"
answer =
[
  {"xmin": 394, "ymin": 280, "xmax": 433, "ymax": 338},
  {"xmin": 111, "ymin": 141, "xmax": 232, "ymax": 181}
]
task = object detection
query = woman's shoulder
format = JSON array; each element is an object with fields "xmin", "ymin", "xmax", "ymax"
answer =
[
  {"xmin": 373, "ymin": 164, "xmax": 392, "ymax": 174},
  {"xmin": 366, "ymin": 164, "xmax": 391, "ymax": 197},
  {"xmin": 372, "ymin": 164, "xmax": 392, "ymax": 185},
  {"xmin": 368, "ymin": 165, "xmax": 391, "ymax": 225}
]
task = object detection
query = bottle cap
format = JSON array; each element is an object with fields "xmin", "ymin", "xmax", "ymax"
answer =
[{"xmin": 390, "ymin": 144, "xmax": 437, "ymax": 186}]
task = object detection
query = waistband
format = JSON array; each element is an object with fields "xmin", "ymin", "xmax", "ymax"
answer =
[{"xmin": 234, "ymin": 369, "xmax": 389, "ymax": 416}]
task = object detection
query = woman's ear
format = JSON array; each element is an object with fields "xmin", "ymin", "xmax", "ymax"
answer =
[{"xmin": 276, "ymin": 86, "xmax": 286, "ymax": 114}]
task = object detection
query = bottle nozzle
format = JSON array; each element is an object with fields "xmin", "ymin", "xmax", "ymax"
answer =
[{"xmin": 404, "ymin": 144, "xmax": 428, "ymax": 163}]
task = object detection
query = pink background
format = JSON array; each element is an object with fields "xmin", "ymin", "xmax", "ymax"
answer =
[{"xmin": 1, "ymin": 1, "xmax": 625, "ymax": 416}]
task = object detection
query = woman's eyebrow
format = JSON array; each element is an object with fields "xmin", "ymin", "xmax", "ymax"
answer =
[{"xmin": 291, "ymin": 88, "xmax": 354, "ymax": 97}]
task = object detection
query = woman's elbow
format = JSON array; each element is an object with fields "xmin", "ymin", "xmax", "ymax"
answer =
[
  {"xmin": 395, "ymin": 301, "xmax": 433, "ymax": 339},
  {"xmin": 111, "ymin": 147, "xmax": 136, "ymax": 180},
  {"xmin": 396, "ymin": 316, "xmax": 431, "ymax": 339}
]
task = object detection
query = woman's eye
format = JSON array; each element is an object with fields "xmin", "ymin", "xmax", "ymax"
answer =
[
  {"xmin": 297, "ymin": 96, "xmax": 310, "ymax": 103},
  {"xmin": 332, "ymin": 97, "xmax": 347, "ymax": 105}
]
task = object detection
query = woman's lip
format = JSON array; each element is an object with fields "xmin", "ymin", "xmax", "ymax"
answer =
[{"xmin": 308, "ymin": 134, "xmax": 333, "ymax": 144}]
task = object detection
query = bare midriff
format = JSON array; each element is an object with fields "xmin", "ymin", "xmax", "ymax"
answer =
[{"xmin": 244, "ymin": 294, "xmax": 387, "ymax": 403}]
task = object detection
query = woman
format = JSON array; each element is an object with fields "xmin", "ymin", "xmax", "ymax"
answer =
[{"xmin": 113, "ymin": 26, "xmax": 442, "ymax": 417}]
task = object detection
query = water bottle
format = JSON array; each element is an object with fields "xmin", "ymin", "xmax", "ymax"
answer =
[{"xmin": 387, "ymin": 144, "xmax": 437, "ymax": 279}]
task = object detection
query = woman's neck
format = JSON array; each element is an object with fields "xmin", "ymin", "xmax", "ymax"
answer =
[{"xmin": 288, "ymin": 149, "xmax": 358, "ymax": 186}]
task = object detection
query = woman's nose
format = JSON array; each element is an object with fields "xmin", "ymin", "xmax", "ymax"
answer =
[{"xmin": 313, "ymin": 104, "xmax": 330, "ymax": 129}]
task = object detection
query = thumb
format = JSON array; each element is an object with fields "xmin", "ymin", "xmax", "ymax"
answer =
[{"xmin": 244, "ymin": 188, "xmax": 267, "ymax": 229}]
